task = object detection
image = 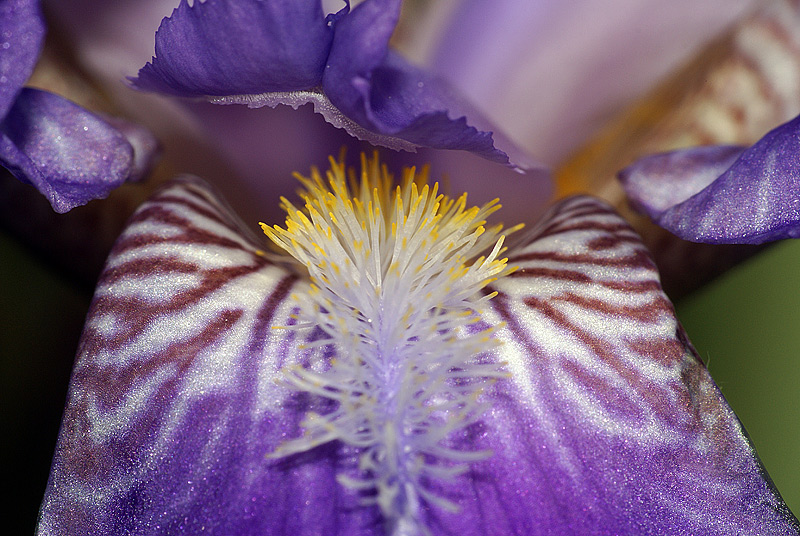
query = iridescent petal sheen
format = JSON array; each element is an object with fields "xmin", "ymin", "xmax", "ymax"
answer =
[
  {"xmin": 619, "ymin": 116, "xmax": 800, "ymax": 244},
  {"xmin": 0, "ymin": 88, "xmax": 134, "ymax": 213},
  {"xmin": 37, "ymin": 178, "xmax": 798, "ymax": 534},
  {"xmin": 0, "ymin": 0, "xmax": 44, "ymax": 119}
]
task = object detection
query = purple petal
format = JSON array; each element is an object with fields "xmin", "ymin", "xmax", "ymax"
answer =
[
  {"xmin": 324, "ymin": 0, "xmax": 531, "ymax": 169},
  {"xmin": 431, "ymin": 196, "xmax": 795, "ymax": 534},
  {"xmin": 321, "ymin": 0, "xmax": 401, "ymax": 128},
  {"xmin": 619, "ymin": 116, "xmax": 800, "ymax": 244},
  {"xmin": 38, "ymin": 178, "xmax": 797, "ymax": 534},
  {"xmin": 620, "ymin": 145, "xmax": 746, "ymax": 218},
  {"xmin": 0, "ymin": 0, "xmax": 44, "ymax": 120},
  {"xmin": 130, "ymin": 0, "xmax": 535, "ymax": 170},
  {"xmin": 130, "ymin": 0, "xmax": 333, "ymax": 96},
  {"xmin": 0, "ymin": 88, "xmax": 134, "ymax": 213},
  {"xmin": 37, "ymin": 177, "xmax": 381, "ymax": 535}
]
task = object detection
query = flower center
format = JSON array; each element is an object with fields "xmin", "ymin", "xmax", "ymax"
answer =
[{"xmin": 261, "ymin": 152, "xmax": 519, "ymax": 534}]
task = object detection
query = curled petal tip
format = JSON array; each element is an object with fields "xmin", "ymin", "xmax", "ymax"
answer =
[
  {"xmin": 100, "ymin": 115, "xmax": 161, "ymax": 183},
  {"xmin": 131, "ymin": 0, "xmax": 535, "ymax": 168},
  {"xmin": 619, "ymin": 115, "xmax": 800, "ymax": 244}
]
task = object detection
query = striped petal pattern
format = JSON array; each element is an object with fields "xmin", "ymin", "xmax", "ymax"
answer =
[
  {"xmin": 37, "ymin": 177, "xmax": 378, "ymax": 534},
  {"xmin": 466, "ymin": 197, "xmax": 799, "ymax": 534},
  {"xmin": 37, "ymin": 177, "xmax": 798, "ymax": 534}
]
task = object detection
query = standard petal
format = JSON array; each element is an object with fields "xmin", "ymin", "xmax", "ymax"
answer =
[
  {"xmin": 430, "ymin": 0, "xmax": 758, "ymax": 164},
  {"xmin": 416, "ymin": 196, "xmax": 797, "ymax": 534},
  {"xmin": 130, "ymin": 0, "xmax": 333, "ymax": 96},
  {"xmin": 324, "ymin": 0, "xmax": 531, "ymax": 169},
  {"xmin": 619, "ymin": 116, "xmax": 800, "ymax": 244},
  {"xmin": 0, "ymin": 0, "xmax": 45, "ymax": 119},
  {"xmin": 0, "ymin": 88, "xmax": 134, "ymax": 213},
  {"xmin": 37, "ymin": 177, "xmax": 383, "ymax": 535}
]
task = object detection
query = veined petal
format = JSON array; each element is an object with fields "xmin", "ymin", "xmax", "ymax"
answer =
[
  {"xmin": 619, "ymin": 116, "xmax": 800, "ymax": 244},
  {"xmin": 324, "ymin": 0, "xmax": 531, "ymax": 169},
  {"xmin": 38, "ymin": 170, "xmax": 798, "ymax": 534},
  {"xmin": 37, "ymin": 176, "xmax": 380, "ymax": 535},
  {"xmin": 432, "ymin": 196, "xmax": 796, "ymax": 534},
  {"xmin": 0, "ymin": 88, "xmax": 134, "ymax": 213},
  {"xmin": 130, "ymin": 0, "xmax": 333, "ymax": 96},
  {"xmin": 0, "ymin": 0, "xmax": 44, "ymax": 120}
]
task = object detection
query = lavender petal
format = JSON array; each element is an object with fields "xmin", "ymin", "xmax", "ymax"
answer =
[{"xmin": 620, "ymin": 116, "xmax": 800, "ymax": 244}]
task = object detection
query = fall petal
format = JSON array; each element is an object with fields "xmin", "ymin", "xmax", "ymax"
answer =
[
  {"xmin": 619, "ymin": 116, "xmax": 800, "ymax": 244},
  {"xmin": 0, "ymin": 88, "xmax": 134, "ymax": 213},
  {"xmin": 38, "ymin": 175, "xmax": 798, "ymax": 534},
  {"xmin": 424, "ymin": 196, "xmax": 796, "ymax": 534},
  {"xmin": 36, "ymin": 177, "xmax": 383, "ymax": 535}
]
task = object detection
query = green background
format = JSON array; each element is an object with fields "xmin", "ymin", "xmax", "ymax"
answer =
[{"xmin": 677, "ymin": 238, "xmax": 800, "ymax": 512}]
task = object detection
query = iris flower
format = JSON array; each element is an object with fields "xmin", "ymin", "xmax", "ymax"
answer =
[
  {"xmin": 0, "ymin": 0, "xmax": 157, "ymax": 213},
  {"xmin": 37, "ymin": 152, "xmax": 799, "ymax": 534},
  {"xmin": 34, "ymin": 0, "xmax": 800, "ymax": 534}
]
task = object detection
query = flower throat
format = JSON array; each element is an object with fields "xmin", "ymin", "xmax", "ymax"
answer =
[{"xmin": 261, "ymin": 153, "xmax": 518, "ymax": 534}]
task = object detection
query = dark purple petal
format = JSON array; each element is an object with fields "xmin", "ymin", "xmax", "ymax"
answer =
[
  {"xmin": 0, "ymin": 0, "xmax": 44, "ymax": 120},
  {"xmin": 130, "ymin": 0, "xmax": 536, "ymax": 170},
  {"xmin": 323, "ymin": 0, "xmax": 531, "ymax": 169},
  {"xmin": 130, "ymin": 0, "xmax": 333, "ymax": 97},
  {"xmin": 619, "ymin": 116, "xmax": 800, "ymax": 244},
  {"xmin": 0, "ymin": 88, "xmax": 133, "ymax": 213},
  {"xmin": 37, "ymin": 177, "xmax": 381, "ymax": 535},
  {"xmin": 426, "ymin": 196, "xmax": 795, "ymax": 534},
  {"xmin": 321, "ymin": 0, "xmax": 400, "ymax": 127}
]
